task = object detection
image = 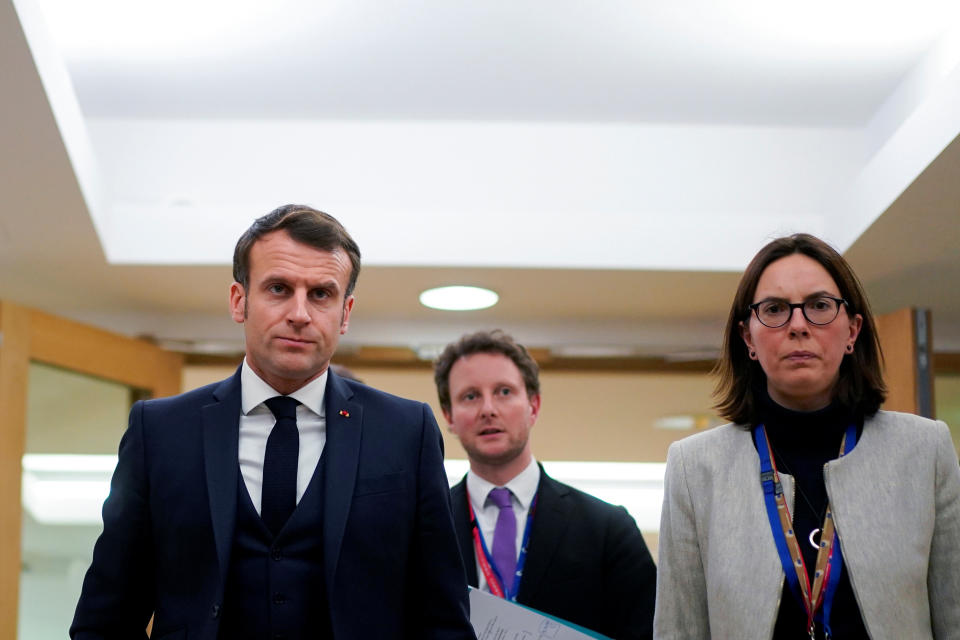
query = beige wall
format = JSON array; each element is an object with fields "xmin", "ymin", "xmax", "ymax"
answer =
[
  {"xmin": 363, "ymin": 367, "xmax": 718, "ymax": 462},
  {"xmin": 182, "ymin": 364, "xmax": 237, "ymax": 397},
  {"xmin": 182, "ymin": 364, "xmax": 719, "ymax": 463}
]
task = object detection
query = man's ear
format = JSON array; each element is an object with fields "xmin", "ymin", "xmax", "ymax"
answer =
[
  {"xmin": 229, "ymin": 282, "xmax": 246, "ymax": 323},
  {"xmin": 339, "ymin": 295, "xmax": 355, "ymax": 334},
  {"xmin": 528, "ymin": 393, "xmax": 542, "ymax": 424}
]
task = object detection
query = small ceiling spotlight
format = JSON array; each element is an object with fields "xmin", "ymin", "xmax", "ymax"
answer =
[{"xmin": 419, "ymin": 286, "xmax": 499, "ymax": 311}]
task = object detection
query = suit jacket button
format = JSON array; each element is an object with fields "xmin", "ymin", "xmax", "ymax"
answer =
[
  {"xmin": 273, "ymin": 593, "xmax": 286, "ymax": 605},
  {"xmin": 211, "ymin": 603, "xmax": 221, "ymax": 619},
  {"xmin": 271, "ymin": 547, "xmax": 282, "ymax": 561}
]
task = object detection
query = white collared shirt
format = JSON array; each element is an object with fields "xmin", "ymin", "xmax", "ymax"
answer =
[
  {"xmin": 466, "ymin": 458, "xmax": 541, "ymax": 593},
  {"xmin": 238, "ymin": 359, "xmax": 327, "ymax": 514}
]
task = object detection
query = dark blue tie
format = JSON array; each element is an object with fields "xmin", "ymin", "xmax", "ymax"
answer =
[{"xmin": 262, "ymin": 396, "xmax": 300, "ymax": 536}]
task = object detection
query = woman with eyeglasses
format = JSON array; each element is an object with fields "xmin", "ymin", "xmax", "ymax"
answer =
[{"xmin": 654, "ymin": 234, "xmax": 960, "ymax": 639}]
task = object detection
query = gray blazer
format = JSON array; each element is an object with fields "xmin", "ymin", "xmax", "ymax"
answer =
[{"xmin": 654, "ymin": 411, "xmax": 960, "ymax": 640}]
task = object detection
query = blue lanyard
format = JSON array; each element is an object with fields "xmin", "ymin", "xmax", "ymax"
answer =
[
  {"xmin": 754, "ymin": 423, "xmax": 856, "ymax": 638},
  {"xmin": 467, "ymin": 488, "xmax": 538, "ymax": 602}
]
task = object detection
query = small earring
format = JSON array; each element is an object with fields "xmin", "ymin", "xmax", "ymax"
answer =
[
  {"xmin": 749, "ymin": 351, "xmax": 756, "ymax": 358},
  {"xmin": 846, "ymin": 344, "xmax": 854, "ymax": 353}
]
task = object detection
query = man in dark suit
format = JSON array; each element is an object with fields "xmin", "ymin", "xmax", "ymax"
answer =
[
  {"xmin": 434, "ymin": 330, "xmax": 656, "ymax": 640},
  {"xmin": 71, "ymin": 205, "xmax": 475, "ymax": 640}
]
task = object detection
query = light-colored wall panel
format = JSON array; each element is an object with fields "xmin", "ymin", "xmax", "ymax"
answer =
[
  {"xmin": 182, "ymin": 364, "xmax": 237, "ymax": 394},
  {"xmin": 26, "ymin": 363, "xmax": 130, "ymax": 454},
  {"xmin": 354, "ymin": 367, "xmax": 717, "ymax": 462},
  {"xmin": 934, "ymin": 374, "xmax": 960, "ymax": 452},
  {"xmin": 182, "ymin": 364, "xmax": 718, "ymax": 463}
]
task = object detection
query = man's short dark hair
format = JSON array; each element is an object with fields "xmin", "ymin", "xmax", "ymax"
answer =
[
  {"xmin": 713, "ymin": 233, "xmax": 886, "ymax": 425},
  {"xmin": 434, "ymin": 329, "xmax": 541, "ymax": 413},
  {"xmin": 233, "ymin": 204, "xmax": 362, "ymax": 297}
]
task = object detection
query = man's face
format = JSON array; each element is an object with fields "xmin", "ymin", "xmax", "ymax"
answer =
[
  {"xmin": 230, "ymin": 230, "xmax": 354, "ymax": 395},
  {"xmin": 443, "ymin": 352, "xmax": 540, "ymax": 469}
]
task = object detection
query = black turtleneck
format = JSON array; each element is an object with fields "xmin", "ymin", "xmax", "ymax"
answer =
[{"xmin": 755, "ymin": 392, "xmax": 869, "ymax": 640}]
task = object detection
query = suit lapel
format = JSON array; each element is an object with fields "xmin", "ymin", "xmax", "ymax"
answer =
[
  {"xmin": 517, "ymin": 467, "xmax": 570, "ymax": 602},
  {"xmin": 322, "ymin": 371, "xmax": 362, "ymax": 589},
  {"xmin": 450, "ymin": 477, "xmax": 479, "ymax": 586},
  {"xmin": 202, "ymin": 369, "xmax": 242, "ymax": 587}
]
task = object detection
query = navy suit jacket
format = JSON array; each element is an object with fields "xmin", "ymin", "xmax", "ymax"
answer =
[
  {"xmin": 451, "ymin": 467, "xmax": 656, "ymax": 640},
  {"xmin": 71, "ymin": 369, "xmax": 474, "ymax": 640}
]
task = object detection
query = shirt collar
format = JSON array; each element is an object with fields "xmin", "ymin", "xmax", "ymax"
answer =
[
  {"xmin": 466, "ymin": 457, "xmax": 540, "ymax": 512},
  {"xmin": 240, "ymin": 358, "xmax": 328, "ymax": 417}
]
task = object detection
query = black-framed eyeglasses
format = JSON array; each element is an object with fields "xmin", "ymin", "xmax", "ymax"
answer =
[{"xmin": 748, "ymin": 296, "xmax": 848, "ymax": 328}]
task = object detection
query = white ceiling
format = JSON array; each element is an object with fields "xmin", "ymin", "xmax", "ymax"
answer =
[
  {"xmin": 2, "ymin": 0, "xmax": 960, "ymax": 356},
  {"xmin": 37, "ymin": 0, "xmax": 960, "ymax": 124}
]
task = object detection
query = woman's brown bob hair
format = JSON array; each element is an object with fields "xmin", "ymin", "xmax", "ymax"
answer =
[{"xmin": 713, "ymin": 233, "xmax": 886, "ymax": 425}]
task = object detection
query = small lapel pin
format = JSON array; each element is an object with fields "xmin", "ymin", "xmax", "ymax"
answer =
[{"xmin": 339, "ymin": 410, "xmax": 350, "ymax": 418}]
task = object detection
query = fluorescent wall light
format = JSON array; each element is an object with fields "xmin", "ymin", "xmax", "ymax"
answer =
[
  {"xmin": 22, "ymin": 455, "xmax": 666, "ymax": 532},
  {"xmin": 419, "ymin": 286, "xmax": 499, "ymax": 311},
  {"xmin": 22, "ymin": 454, "xmax": 116, "ymax": 525},
  {"xmin": 22, "ymin": 454, "xmax": 117, "ymax": 473},
  {"xmin": 654, "ymin": 415, "xmax": 696, "ymax": 430},
  {"xmin": 653, "ymin": 414, "xmax": 720, "ymax": 431}
]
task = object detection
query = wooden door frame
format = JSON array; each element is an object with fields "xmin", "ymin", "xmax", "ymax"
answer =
[
  {"xmin": 876, "ymin": 307, "xmax": 934, "ymax": 416},
  {"xmin": 0, "ymin": 301, "xmax": 182, "ymax": 637}
]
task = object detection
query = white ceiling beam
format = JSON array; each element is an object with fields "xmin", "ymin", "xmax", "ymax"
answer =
[{"xmin": 831, "ymin": 25, "xmax": 960, "ymax": 250}]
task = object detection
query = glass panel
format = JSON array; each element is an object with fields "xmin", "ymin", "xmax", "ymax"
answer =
[{"xmin": 19, "ymin": 363, "xmax": 135, "ymax": 639}]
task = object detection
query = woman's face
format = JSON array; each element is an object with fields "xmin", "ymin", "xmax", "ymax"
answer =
[{"xmin": 740, "ymin": 253, "xmax": 862, "ymax": 412}]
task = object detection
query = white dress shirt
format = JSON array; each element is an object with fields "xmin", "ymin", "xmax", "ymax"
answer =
[
  {"xmin": 238, "ymin": 359, "xmax": 327, "ymax": 514},
  {"xmin": 466, "ymin": 458, "xmax": 540, "ymax": 593}
]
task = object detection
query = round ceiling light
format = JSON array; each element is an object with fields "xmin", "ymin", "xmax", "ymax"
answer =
[{"xmin": 419, "ymin": 286, "xmax": 499, "ymax": 311}]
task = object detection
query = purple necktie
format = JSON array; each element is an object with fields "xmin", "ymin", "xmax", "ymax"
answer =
[{"xmin": 488, "ymin": 487, "xmax": 517, "ymax": 594}]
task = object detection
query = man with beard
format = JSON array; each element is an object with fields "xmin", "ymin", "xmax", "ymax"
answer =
[{"xmin": 434, "ymin": 330, "xmax": 656, "ymax": 640}]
